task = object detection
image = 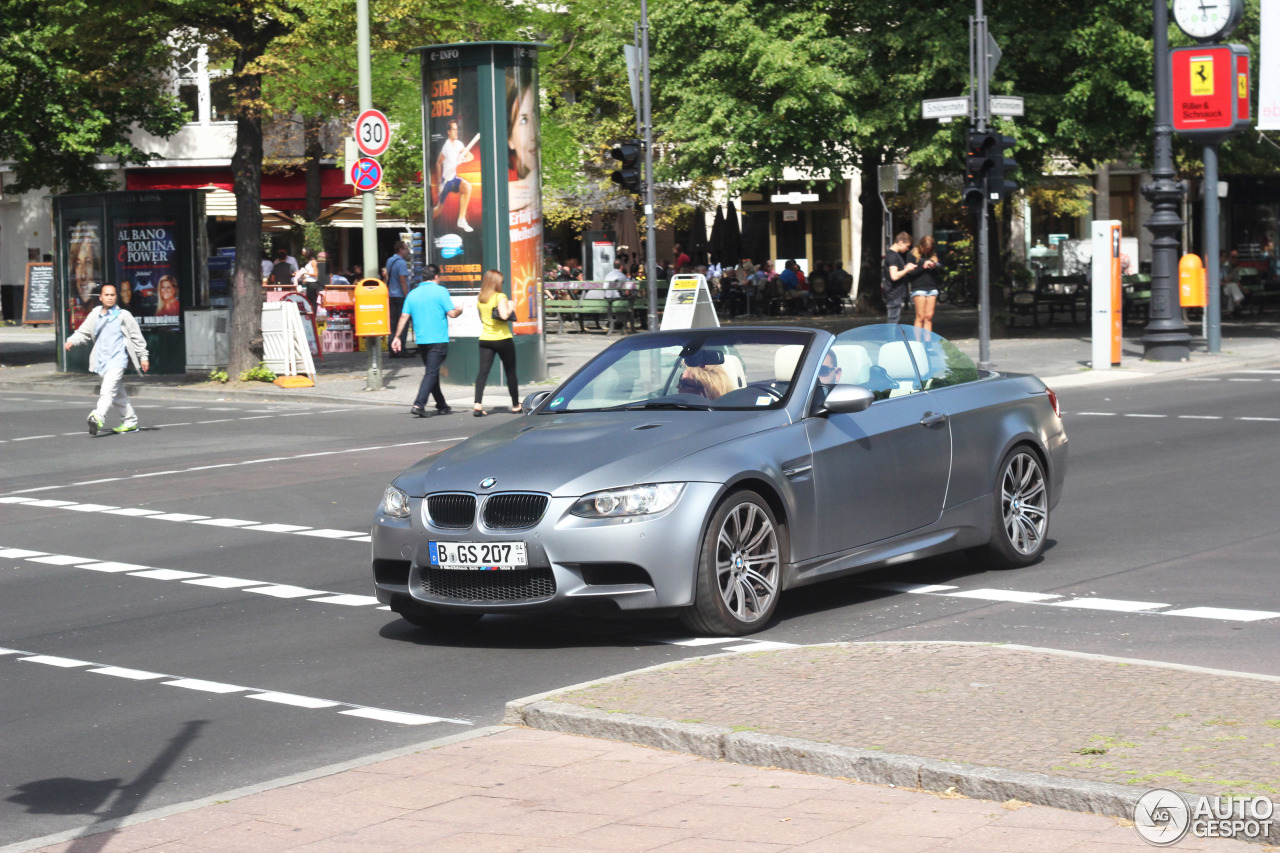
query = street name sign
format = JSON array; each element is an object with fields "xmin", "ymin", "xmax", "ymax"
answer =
[
  {"xmin": 991, "ymin": 96, "xmax": 1025, "ymax": 117},
  {"xmin": 922, "ymin": 97, "xmax": 970, "ymax": 120}
]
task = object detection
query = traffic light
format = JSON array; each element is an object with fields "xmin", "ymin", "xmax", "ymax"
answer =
[
  {"xmin": 964, "ymin": 131, "xmax": 997, "ymax": 210},
  {"xmin": 610, "ymin": 140, "xmax": 644, "ymax": 193},
  {"xmin": 987, "ymin": 134, "xmax": 1018, "ymax": 199}
]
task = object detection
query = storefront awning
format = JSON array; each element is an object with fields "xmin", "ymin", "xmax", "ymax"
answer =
[
  {"xmin": 315, "ymin": 194, "xmax": 424, "ymax": 229},
  {"xmin": 126, "ymin": 166, "xmax": 356, "ymax": 213},
  {"xmin": 200, "ymin": 186, "xmax": 295, "ymax": 231}
]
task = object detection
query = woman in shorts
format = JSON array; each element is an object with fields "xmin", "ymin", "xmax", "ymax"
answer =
[{"xmin": 909, "ymin": 234, "xmax": 941, "ymax": 332}]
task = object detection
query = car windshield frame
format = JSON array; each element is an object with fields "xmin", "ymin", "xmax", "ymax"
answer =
[{"xmin": 535, "ymin": 328, "xmax": 817, "ymax": 414}]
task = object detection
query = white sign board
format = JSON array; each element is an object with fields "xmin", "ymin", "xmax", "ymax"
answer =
[
  {"xmin": 990, "ymin": 96, "xmax": 1025, "ymax": 117},
  {"xmin": 1261, "ymin": 0, "xmax": 1280, "ymax": 129},
  {"xmin": 921, "ymin": 97, "xmax": 970, "ymax": 119},
  {"xmin": 447, "ymin": 293, "xmax": 482, "ymax": 338},
  {"xmin": 660, "ymin": 274, "xmax": 720, "ymax": 330},
  {"xmin": 770, "ymin": 192, "xmax": 819, "ymax": 204}
]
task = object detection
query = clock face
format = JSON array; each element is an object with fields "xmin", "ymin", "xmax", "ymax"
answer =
[{"xmin": 1172, "ymin": 0, "xmax": 1241, "ymax": 41}]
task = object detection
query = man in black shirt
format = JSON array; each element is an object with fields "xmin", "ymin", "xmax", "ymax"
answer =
[{"xmin": 881, "ymin": 232, "xmax": 917, "ymax": 325}]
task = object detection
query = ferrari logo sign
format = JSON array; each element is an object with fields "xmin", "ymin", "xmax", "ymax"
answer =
[{"xmin": 1190, "ymin": 58, "xmax": 1214, "ymax": 96}]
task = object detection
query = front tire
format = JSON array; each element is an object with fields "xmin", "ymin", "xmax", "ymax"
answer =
[
  {"xmin": 976, "ymin": 446, "xmax": 1050, "ymax": 568},
  {"xmin": 680, "ymin": 490, "xmax": 783, "ymax": 636}
]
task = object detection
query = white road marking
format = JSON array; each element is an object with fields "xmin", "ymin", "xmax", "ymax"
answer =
[
  {"xmin": 881, "ymin": 584, "xmax": 1280, "ymax": 623},
  {"xmin": 243, "ymin": 523, "xmax": 312, "ymax": 533},
  {"xmin": 27, "ymin": 555, "xmax": 94, "ymax": 566},
  {"xmin": 1239, "ymin": 417, "xmax": 1280, "ymax": 422},
  {"xmin": 104, "ymin": 508, "xmax": 163, "ymax": 517},
  {"xmin": 129, "ymin": 569, "xmax": 207, "ymax": 581},
  {"xmin": 1047, "ymin": 598, "xmax": 1170, "ymax": 612},
  {"xmin": 147, "ymin": 513, "xmax": 211, "ymax": 522},
  {"xmin": 0, "ymin": 496, "xmax": 34, "ymax": 503},
  {"xmin": 1241, "ymin": 370, "xmax": 1280, "ymax": 374},
  {"xmin": 79, "ymin": 561, "xmax": 150, "ymax": 573},
  {"xmin": 945, "ymin": 588, "xmax": 1062, "ymax": 603},
  {"xmin": 0, "ymin": 548, "xmax": 48, "ymax": 558},
  {"xmin": 721, "ymin": 641, "xmax": 800, "ymax": 653},
  {"xmin": 183, "ymin": 575, "xmax": 269, "ymax": 589},
  {"xmin": 1177, "ymin": 415, "xmax": 1222, "ymax": 420},
  {"xmin": 23, "ymin": 499, "xmax": 78, "ymax": 507},
  {"xmin": 1164, "ymin": 607, "xmax": 1280, "ymax": 622},
  {"xmin": 667, "ymin": 637, "xmax": 738, "ymax": 647},
  {"xmin": 163, "ymin": 678, "xmax": 246, "ymax": 693},
  {"xmin": 1228, "ymin": 378, "xmax": 1264, "ymax": 382},
  {"xmin": 868, "ymin": 582, "xmax": 960, "ymax": 594},
  {"xmin": 192, "ymin": 518, "xmax": 258, "ymax": 527},
  {"xmin": 244, "ymin": 584, "xmax": 329, "ymax": 599},
  {"xmin": 1, "ymin": 646, "xmax": 464, "ymax": 726},
  {"xmin": 307, "ymin": 594, "xmax": 382, "ymax": 606},
  {"xmin": 296, "ymin": 529, "xmax": 367, "ymax": 539},
  {"xmin": 21, "ymin": 656, "xmax": 92, "ymax": 668},
  {"xmin": 13, "ymin": 435, "xmax": 57, "ymax": 441},
  {"xmin": 89, "ymin": 666, "xmax": 165, "ymax": 680},
  {"xmin": 1123, "ymin": 413, "xmax": 1167, "ymax": 419},
  {"xmin": 64, "ymin": 503, "xmax": 121, "ymax": 512}
]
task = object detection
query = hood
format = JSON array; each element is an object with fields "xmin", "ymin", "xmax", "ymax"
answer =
[{"xmin": 394, "ymin": 410, "xmax": 787, "ymax": 497}]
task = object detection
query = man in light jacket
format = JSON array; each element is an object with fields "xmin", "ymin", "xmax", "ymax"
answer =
[{"xmin": 63, "ymin": 282, "xmax": 150, "ymax": 435}]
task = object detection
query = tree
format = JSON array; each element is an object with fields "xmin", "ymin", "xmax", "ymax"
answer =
[{"xmin": 0, "ymin": 0, "xmax": 187, "ymax": 194}]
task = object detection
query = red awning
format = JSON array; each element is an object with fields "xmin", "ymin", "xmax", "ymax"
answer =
[{"xmin": 126, "ymin": 167, "xmax": 355, "ymax": 213}]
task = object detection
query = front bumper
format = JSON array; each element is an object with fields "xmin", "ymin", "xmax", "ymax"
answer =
[{"xmin": 371, "ymin": 483, "xmax": 722, "ymax": 615}]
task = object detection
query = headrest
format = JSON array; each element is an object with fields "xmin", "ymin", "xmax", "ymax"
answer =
[{"xmin": 774, "ymin": 344, "xmax": 804, "ymax": 381}]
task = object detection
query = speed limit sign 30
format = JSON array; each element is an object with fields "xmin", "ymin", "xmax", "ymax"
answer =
[{"xmin": 355, "ymin": 109, "xmax": 391, "ymax": 158}]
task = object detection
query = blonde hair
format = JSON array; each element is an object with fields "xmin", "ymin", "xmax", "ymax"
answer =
[
  {"xmin": 911, "ymin": 235, "xmax": 937, "ymax": 262},
  {"xmin": 478, "ymin": 269, "xmax": 505, "ymax": 302},
  {"xmin": 680, "ymin": 365, "xmax": 733, "ymax": 400}
]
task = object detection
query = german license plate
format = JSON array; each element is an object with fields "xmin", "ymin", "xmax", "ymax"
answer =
[{"xmin": 429, "ymin": 541, "xmax": 528, "ymax": 570}]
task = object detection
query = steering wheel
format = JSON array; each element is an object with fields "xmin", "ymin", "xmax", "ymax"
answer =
[{"xmin": 744, "ymin": 381, "xmax": 785, "ymax": 401}]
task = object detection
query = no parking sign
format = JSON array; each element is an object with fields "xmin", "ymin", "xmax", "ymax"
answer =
[{"xmin": 350, "ymin": 157, "xmax": 383, "ymax": 192}]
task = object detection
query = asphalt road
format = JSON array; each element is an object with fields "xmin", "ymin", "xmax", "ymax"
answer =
[{"xmin": 2, "ymin": 367, "xmax": 1278, "ymax": 845}]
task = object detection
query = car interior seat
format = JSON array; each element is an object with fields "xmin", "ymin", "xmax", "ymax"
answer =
[
  {"xmin": 721, "ymin": 353, "xmax": 748, "ymax": 389},
  {"xmin": 774, "ymin": 344, "xmax": 804, "ymax": 382},
  {"xmin": 828, "ymin": 343, "xmax": 872, "ymax": 385}
]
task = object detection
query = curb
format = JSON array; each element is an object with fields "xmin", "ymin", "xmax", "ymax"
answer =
[{"xmin": 505, "ymin": 699, "xmax": 1145, "ymax": 822}]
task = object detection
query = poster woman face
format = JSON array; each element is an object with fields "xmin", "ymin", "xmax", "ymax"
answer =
[
  {"xmin": 508, "ymin": 84, "xmax": 537, "ymax": 180},
  {"xmin": 71, "ymin": 237, "xmax": 98, "ymax": 304}
]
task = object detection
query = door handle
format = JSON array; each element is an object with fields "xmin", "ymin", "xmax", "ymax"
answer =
[{"xmin": 919, "ymin": 411, "xmax": 948, "ymax": 427}]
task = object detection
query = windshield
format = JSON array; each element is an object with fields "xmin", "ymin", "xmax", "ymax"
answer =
[{"xmin": 542, "ymin": 329, "xmax": 814, "ymax": 412}]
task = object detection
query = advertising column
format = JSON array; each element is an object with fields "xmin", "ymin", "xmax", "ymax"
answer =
[
  {"xmin": 417, "ymin": 42, "xmax": 545, "ymax": 384},
  {"xmin": 1091, "ymin": 220, "xmax": 1122, "ymax": 370}
]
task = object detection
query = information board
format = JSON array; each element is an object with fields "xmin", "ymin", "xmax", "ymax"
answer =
[{"xmin": 22, "ymin": 262, "xmax": 54, "ymax": 324}]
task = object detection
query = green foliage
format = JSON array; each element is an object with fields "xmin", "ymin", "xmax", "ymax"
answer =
[
  {"xmin": 239, "ymin": 362, "xmax": 277, "ymax": 382},
  {"xmin": 0, "ymin": 0, "xmax": 189, "ymax": 193},
  {"xmin": 208, "ymin": 369, "xmax": 229, "ymax": 383}
]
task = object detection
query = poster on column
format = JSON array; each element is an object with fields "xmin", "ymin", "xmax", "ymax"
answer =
[
  {"xmin": 427, "ymin": 63, "xmax": 484, "ymax": 288},
  {"xmin": 506, "ymin": 63, "xmax": 543, "ymax": 335},
  {"xmin": 1260, "ymin": 0, "xmax": 1280, "ymax": 129},
  {"xmin": 112, "ymin": 220, "xmax": 182, "ymax": 331},
  {"xmin": 65, "ymin": 217, "xmax": 105, "ymax": 330}
]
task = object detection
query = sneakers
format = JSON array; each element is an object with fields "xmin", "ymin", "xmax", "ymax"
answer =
[
  {"xmin": 435, "ymin": 405, "xmax": 453, "ymax": 416},
  {"xmin": 86, "ymin": 413, "xmax": 104, "ymax": 436},
  {"xmin": 457, "ymin": 219, "xmax": 473, "ymax": 233},
  {"xmin": 112, "ymin": 424, "xmax": 138, "ymax": 434}
]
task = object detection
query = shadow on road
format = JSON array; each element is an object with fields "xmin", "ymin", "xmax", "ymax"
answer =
[{"xmin": 6, "ymin": 719, "xmax": 207, "ymax": 852}]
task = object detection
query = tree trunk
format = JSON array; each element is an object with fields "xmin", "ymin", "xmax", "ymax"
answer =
[
  {"xmin": 303, "ymin": 113, "xmax": 323, "ymax": 222},
  {"xmin": 856, "ymin": 148, "xmax": 884, "ymax": 309},
  {"xmin": 229, "ymin": 66, "xmax": 266, "ymax": 378}
]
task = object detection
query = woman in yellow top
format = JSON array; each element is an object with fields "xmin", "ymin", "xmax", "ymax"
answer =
[{"xmin": 473, "ymin": 268, "xmax": 521, "ymax": 416}]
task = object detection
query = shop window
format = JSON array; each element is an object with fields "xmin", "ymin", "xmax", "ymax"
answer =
[{"xmin": 209, "ymin": 75, "xmax": 235, "ymax": 123}]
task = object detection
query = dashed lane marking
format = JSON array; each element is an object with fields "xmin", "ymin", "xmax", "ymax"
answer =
[
  {"xmin": 1, "ymin": 645, "xmax": 467, "ymax": 727},
  {"xmin": 0, "ymin": 495, "xmax": 371, "ymax": 541},
  {"xmin": 1071, "ymin": 412, "xmax": 1279, "ymax": 422},
  {"xmin": 1, "ymin": 438, "xmax": 459, "ymax": 495},
  {"xmin": 867, "ymin": 582, "xmax": 1280, "ymax": 622},
  {"xmin": 0, "ymin": 404, "xmax": 385, "ymax": 443},
  {"xmin": 1, "ymin": 546, "xmax": 383, "ymax": 610}
]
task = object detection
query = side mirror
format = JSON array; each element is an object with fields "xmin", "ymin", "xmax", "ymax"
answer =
[
  {"xmin": 521, "ymin": 390, "xmax": 552, "ymax": 414},
  {"xmin": 820, "ymin": 384, "xmax": 875, "ymax": 415}
]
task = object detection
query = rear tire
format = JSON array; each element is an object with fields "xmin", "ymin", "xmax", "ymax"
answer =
[
  {"xmin": 974, "ymin": 446, "xmax": 1050, "ymax": 568},
  {"xmin": 393, "ymin": 598, "xmax": 482, "ymax": 630},
  {"xmin": 680, "ymin": 490, "xmax": 783, "ymax": 636}
]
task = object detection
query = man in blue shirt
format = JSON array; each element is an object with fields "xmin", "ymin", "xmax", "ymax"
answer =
[
  {"xmin": 385, "ymin": 241, "xmax": 412, "ymax": 356},
  {"xmin": 390, "ymin": 264, "xmax": 462, "ymax": 416}
]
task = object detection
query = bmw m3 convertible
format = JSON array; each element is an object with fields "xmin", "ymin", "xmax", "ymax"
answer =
[{"xmin": 372, "ymin": 324, "xmax": 1067, "ymax": 636}]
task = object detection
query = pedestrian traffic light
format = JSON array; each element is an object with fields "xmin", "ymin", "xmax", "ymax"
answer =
[
  {"xmin": 988, "ymin": 134, "xmax": 1018, "ymax": 199},
  {"xmin": 610, "ymin": 140, "xmax": 644, "ymax": 194}
]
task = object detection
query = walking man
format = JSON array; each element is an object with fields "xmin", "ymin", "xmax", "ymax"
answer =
[
  {"xmin": 63, "ymin": 282, "xmax": 150, "ymax": 435},
  {"xmin": 882, "ymin": 232, "xmax": 917, "ymax": 325},
  {"xmin": 385, "ymin": 240, "xmax": 411, "ymax": 356},
  {"xmin": 390, "ymin": 263, "xmax": 462, "ymax": 417}
]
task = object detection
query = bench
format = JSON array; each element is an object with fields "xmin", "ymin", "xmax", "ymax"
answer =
[{"xmin": 544, "ymin": 297, "xmax": 633, "ymax": 335}]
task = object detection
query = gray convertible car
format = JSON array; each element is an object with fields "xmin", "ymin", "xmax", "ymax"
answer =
[{"xmin": 372, "ymin": 323, "xmax": 1067, "ymax": 636}]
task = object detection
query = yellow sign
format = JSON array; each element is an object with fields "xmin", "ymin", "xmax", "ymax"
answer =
[
  {"xmin": 1238, "ymin": 73, "xmax": 1248, "ymax": 99},
  {"xmin": 1190, "ymin": 58, "xmax": 1214, "ymax": 96}
]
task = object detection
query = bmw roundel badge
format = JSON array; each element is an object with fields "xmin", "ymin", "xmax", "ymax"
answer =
[{"xmin": 479, "ymin": 477, "xmax": 497, "ymax": 489}]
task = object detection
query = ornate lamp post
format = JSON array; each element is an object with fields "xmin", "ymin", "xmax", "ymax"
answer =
[{"xmin": 1141, "ymin": 0, "xmax": 1192, "ymax": 361}]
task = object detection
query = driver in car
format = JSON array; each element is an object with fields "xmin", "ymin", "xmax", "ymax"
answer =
[
  {"xmin": 678, "ymin": 364, "xmax": 733, "ymax": 400},
  {"xmin": 818, "ymin": 351, "xmax": 841, "ymax": 385}
]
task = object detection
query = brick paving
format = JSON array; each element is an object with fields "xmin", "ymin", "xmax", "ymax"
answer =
[
  {"xmin": 22, "ymin": 728, "xmax": 1258, "ymax": 852},
  {"xmin": 553, "ymin": 643, "xmax": 1280, "ymax": 800}
]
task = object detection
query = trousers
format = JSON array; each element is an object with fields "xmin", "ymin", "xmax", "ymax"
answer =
[
  {"xmin": 413, "ymin": 343, "xmax": 449, "ymax": 410},
  {"xmin": 475, "ymin": 337, "xmax": 520, "ymax": 406},
  {"xmin": 95, "ymin": 365, "xmax": 138, "ymax": 427}
]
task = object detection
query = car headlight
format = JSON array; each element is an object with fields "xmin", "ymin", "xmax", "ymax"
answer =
[
  {"xmin": 570, "ymin": 483, "xmax": 685, "ymax": 518},
  {"xmin": 381, "ymin": 485, "xmax": 411, "ymax": 518}
]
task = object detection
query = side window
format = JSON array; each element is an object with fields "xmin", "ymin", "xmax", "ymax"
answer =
[{"xmin": 920, "ymin": 339, "xmax": 979, "ymax": 389}]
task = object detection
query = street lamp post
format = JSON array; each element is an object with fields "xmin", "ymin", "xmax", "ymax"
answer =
[{"xmin": 1140, "ymin": 0, "xmax": 1192, "ymax": 362}]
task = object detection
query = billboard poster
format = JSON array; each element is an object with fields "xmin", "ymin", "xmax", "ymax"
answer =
[
  {"xmin": 112, "ymin": 220, "xmax": 182, "ymax": 330},
  {"xmin": 1261, "ymin": 0, "xmax": 1280, "ymax": 129},
  {"xmin": 506, "ymin": 63, "xmax": 543, "ymax": 334},
  {"xmin": 428, "ymin": 63, "xmax": 484, "ymax": 287},
  {"xmin": 66, "ymin": 217, "xmax": 105, "ymax": 330}
]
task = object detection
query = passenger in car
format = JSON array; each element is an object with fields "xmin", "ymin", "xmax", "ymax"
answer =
[
  {"xmin": 678, "ymin": 364, "xmax": 733, "ymax": 400},
  {"xmin": 817, "ymin": 351, "xmax": 842, "ymax": 385}
]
